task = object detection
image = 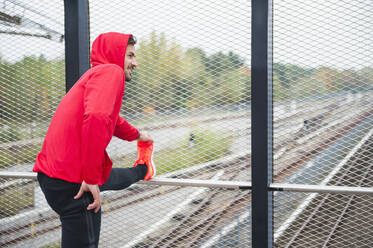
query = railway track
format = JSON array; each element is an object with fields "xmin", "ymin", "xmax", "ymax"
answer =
[
  {"xmin": 275, "ymin": 135, "xmax": 373, "ymax": 247},
  {"xmin": 143, "ymin": 171, "xmax": 250, "ymax": 248},
  {"xmin": 138, "ymin": 121, "xmax": 373, "ymax": 248},
  {"xmin": 1, "ymin": 94, "xmax": 372, "ymax": 247},
  {"xmin": 0, "ymin": 157, "xmax": 250, "ymax": 247}
]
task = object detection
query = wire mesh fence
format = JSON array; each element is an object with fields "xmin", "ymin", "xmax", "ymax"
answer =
[
  {"xmin": 272, "ymin": 0, "xmax": 373, "ymax": 187},
  {"xmin": 274, "ymin": 192, "xmax": 373, "ymax": 247},
  {"xmin": 0, "ymin": 177, "xmax": 60, "ymax": 248},
  {"xmin": 1, "ymin": 0, "xmax": 252, "ymax": 247},
  {"xmin": 272, "ymin": 0, "xmax": 373, "ymax": 246},
  {"xmin": 0, "ymin": 0, "xmax": 373, "ymax": 247},
  {"xmin": 88, "ymin": 1, "xmax": 252, "ymax": 247},
  {"xmin": 0, "ymin": 0, "xmax": 65, "ymax": 172},
  {"xmin": 89, "ymin": 0, "xmax": 252, "ymax": 181},
  {"xmin": 0, "ymin": 176, "xmax": 252, "ymax": 248},
  {"xmin": 0, "ymin": 0, "xmax": 64, "ymax": 246},
  {"xmin": 100, "ymin": 186, "xmax": 251, "ymax": 248}
]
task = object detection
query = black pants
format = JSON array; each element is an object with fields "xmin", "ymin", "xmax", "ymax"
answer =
[{"xmin": 37, "ymin": 166, "xmax": 146, "ymax": 248}]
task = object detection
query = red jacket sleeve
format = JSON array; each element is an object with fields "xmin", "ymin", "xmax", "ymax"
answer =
[
  {"xmin": 114, "ymin": 116, "xmax": 139, "ymax": 141},
  {"xmin": 81, "ymin": 65, "xmax": 124, "ymax": 185}
]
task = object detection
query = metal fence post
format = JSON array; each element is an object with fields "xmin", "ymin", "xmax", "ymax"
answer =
[
  {"xmin": 64, "ymin": 0, "xmax": 90, "ymax": 93},
  {"xmin": 251, "ymin": 0, "xmax": 273, "ymax": 247}
]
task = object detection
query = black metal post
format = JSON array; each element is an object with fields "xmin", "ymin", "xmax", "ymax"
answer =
[
  {"xmin": 251, "ymin": 0, "xmax": 273, "ymax": 247},
  {"xmin": 64, "ymin": 0, "xmax": 90, "ymax": 93}
]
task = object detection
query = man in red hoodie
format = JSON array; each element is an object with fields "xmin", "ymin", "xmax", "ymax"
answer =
[{"xmin": 33, "ymin": 32, "xmax": 155, "ymax": 247}]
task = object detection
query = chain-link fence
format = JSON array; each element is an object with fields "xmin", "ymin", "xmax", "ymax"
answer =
[{"xmin": 1, "ymin": 0, "xmax": 373, "ymax": 247}]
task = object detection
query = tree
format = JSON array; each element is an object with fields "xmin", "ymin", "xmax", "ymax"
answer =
[
  {"xmin": 0, "ymin": 55, "xmax": 65, "ymax": 127},
  {"xmin": 293, "ymin": 70, "xmax": 329, "ymax": 98},
  {"xmin": 0, "ymin": 57, "xmax": 16, "ymax": 125},
  {"xmin": 214, "ymin": 69, "xmax": 248, "ymax": 106},
  {"xmin": 336, "ymin": 69, "xmax": 361, "ymax": 93},
  {"xmin": 357, "ymin": 67, "xmax": 373, "ymax": 91},
  {"xmin": 204, "ymin": 51, "xmax": 244, "ymax": 78},
  {"xmin": 125, "ymin": 32, "xmax": 192, "ymax": 113}
]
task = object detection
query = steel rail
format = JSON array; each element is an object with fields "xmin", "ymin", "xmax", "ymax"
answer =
[
  {"xmin": 189, "ymin": 192, "xmax": 250, "ymax": 247},
  {"xmin": 149, "ymin": 169, "xmax": 247, "ymax": 248},
  {"xmin": 283, "ymin": 137, "xmax": 370, "ymax": 247},
  {"xmin": 321, "ymin": 139, "xmax": 373, "ymax": 247},
  {"xmin": 281, "ymin": 133, "xmax": 373, "ymax": 247},
  {"xmin": 120, "ymin": 171, "xmax": 226, "ymax": 248},
  {"xmin": 274, "ymin": 125, "xmax": 373, "ymax": 241}
]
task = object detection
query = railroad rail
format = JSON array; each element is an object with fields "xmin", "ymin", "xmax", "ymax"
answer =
[{"xmin": 275, "ymin": 132, "xmax": 373, "ymax": 247}]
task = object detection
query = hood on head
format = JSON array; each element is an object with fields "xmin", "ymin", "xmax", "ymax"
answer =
[{"xmin": 91, "ymin": 32, "xmax": 132, "ymax": 70}]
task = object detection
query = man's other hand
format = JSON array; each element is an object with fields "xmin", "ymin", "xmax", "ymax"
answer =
[{"xmin": 74, "ymin": 181, "xmax": 102, "ymax": 213}]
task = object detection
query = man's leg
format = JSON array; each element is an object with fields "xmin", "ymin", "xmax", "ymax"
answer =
[
  {"xmin": 99, "ymin": 165, "xmax": 147, "ymax": 191},
  {"xmin": 37, "ymin": 173, "xmax": 101, "ymax": 248},
  {"xmin": 59, "ymin": 193, "xmax": 101, "ymax": 248}
]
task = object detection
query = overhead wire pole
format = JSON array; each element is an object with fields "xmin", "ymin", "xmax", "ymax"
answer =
[
  {"xmin": 251, "ymin": 0, "xmax": 273, "ymax": 247},
  {"xmin": 63, "ymin": 0, "xmax": 90, "ymax": 93},
  {"xmin": 0, "ymin": 1, "xmax": 64, "ymax": 42}
]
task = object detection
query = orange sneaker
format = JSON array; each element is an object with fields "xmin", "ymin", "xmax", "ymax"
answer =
[{"xmin": 133, "ymin": 141, "xmax": 156, "ymax": 180}]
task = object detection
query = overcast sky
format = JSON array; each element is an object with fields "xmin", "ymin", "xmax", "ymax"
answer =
[{"xmin": 0, "ymin": 0, "xmax": 372, "ymax": 70}]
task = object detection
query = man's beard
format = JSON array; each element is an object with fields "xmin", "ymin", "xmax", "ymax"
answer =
[{"xmin": 125, "ymin": 72, "xmax": 132, "ymax": 82}]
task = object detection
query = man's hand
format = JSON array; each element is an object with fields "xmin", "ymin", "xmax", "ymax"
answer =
[
  {"xmin": 138, "ymin": 130, "xmax": 153, "ymax": 142},
  {"xmin": 74, "ymin": 181, "xmax": 102, "ymax": 213}
]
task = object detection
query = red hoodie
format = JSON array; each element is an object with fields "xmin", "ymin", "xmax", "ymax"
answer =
[{"xmin": 33, "ymin": 32, "xmax": 139, "ymax": 185}]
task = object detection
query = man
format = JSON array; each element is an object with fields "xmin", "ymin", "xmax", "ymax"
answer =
[{"xmin": 33, "ymin": 32, "xmax": 156, "ymax": 247}]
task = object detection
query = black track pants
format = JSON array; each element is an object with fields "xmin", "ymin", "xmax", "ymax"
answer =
[{"xmin": 37, "ymin": 166, "xmax": 146, "ymax": 248}]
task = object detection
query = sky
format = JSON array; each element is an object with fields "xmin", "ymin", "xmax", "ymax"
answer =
[{"xmin": 0, "ymin": 0, "xmax": 372, "ymax": 70}]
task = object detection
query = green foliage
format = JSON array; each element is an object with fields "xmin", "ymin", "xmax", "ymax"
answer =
[
  {"xmin": 273, "ymin": 63, "xmax": 314, "ymax": 89},
  {"xmin": 125, "ymin": 31, "xmax": 249, "ymax": 113},
  {"xmin": 0, "ymin": 55, "xmax": 65, "ymax": 126},
  {"xmin": 214, "ymin": 70, "xmax": 249, "ymax": 105},
  {"xmin": 272, "ymin": 63, "xmax": 373, "ymax": 101}
]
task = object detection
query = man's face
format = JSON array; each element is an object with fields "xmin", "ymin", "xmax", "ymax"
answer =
[{"xmin": 124, "ymin": 44, "xmax": 137, "ymax": 81}]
